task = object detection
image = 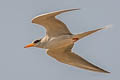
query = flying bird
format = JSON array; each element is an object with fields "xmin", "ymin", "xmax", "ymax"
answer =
[{"xmin": 24, "ymin": 8, "xmax": 110, "ymax": 73}]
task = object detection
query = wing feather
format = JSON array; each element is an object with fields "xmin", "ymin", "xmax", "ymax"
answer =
[
  {"xmin": 32, "ymin": 9, "xmax": 79, "ymax": 37},
  {"xmin": 47, "ymin": 45, "xmax": 110, "ymax": 73}
]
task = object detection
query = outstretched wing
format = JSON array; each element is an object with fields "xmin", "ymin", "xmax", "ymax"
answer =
[
  {"xmin": 32, "ymin": 9, "xmax": 79, "ymax": 37},
  {"xmin": 47, "ymin": 45, "xmax": 110, "ymax": 73}
]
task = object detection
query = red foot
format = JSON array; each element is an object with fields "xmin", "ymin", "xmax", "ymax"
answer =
[{"xmin": 72, "ymin": 38, "xmax": 79, "ymax": 42}]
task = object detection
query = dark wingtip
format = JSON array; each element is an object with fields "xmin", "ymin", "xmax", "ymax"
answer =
[
  {"xmin": 71, "ymin": 8, "xmax": 80, "ymax": 10},
  {"xmin": 103, "ymin": 70, "xmax": 111, "ymax": 74},
  {"xmin": 99, "ymin": 69, "xmax": 110, "ymax": 74},
  {"xmin": 68, "ymin": 8, "xmax": 80, "ymax": 11}
]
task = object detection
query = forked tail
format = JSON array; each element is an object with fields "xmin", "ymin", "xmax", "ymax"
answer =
[{"xmin": 73, "ymin": 24, "xmax": 112, "ymax": 41}]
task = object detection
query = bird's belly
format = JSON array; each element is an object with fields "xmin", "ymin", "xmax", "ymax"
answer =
[{"xmin": 45, "ymin": 35, "xmax": 73, "ymax": 49}]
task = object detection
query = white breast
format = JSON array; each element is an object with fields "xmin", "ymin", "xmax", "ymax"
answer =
[{"xmin": 44, "ymin": 35, "xmax": 73, "ymax": 49}]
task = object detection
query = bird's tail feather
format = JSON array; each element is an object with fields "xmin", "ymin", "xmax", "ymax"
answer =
[{"xmin": 73, "ymin": 24, "xmax": 112, "ymax": 40}]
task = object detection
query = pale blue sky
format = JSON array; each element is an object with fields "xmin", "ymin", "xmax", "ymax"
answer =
[{"xmin": 0, "ymin": 0, "xmax": 119, "ymax": 80}]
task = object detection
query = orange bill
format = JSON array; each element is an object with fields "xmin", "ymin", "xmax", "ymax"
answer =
[{"xmin": 24, "ymin": 43, "xmax": 35, "ymax": 48}]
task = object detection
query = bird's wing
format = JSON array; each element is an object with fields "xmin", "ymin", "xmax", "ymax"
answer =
[
  {"xmin": 32, "ymin": 8, "xmax": 79, "ymax": 37},
  {"xmin": 47, "ymin": 44, "xmax": 110, "ymax": 73}
]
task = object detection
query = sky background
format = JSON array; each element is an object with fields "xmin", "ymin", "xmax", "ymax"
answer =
[{"xmin": 0, "ymin": 0, "xmax": 120, "ymax": 80}]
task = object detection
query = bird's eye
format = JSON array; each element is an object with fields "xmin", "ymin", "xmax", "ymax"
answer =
[{"xmin": 33, "ymin": 40, "xmax": 41, "ymax": 43}]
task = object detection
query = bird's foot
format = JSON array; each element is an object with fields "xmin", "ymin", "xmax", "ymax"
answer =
[{"xmin": 72, "ymin": 38, "xmax": 79, "ymax": 42}]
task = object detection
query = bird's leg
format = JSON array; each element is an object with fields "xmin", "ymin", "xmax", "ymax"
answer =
[{"xmin": 72, "ymin": 38, "xmax": 79, "ymax": 42}]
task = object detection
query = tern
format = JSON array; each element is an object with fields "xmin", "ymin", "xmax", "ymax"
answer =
[{"xmin": 24, "ymin": 8, "xmax": 110, "ymax": 73}]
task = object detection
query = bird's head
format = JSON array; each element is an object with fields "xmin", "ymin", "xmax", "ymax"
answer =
[{"xmin": 24, "ymin": 39, "xmax": 42, "ymax": 48}]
